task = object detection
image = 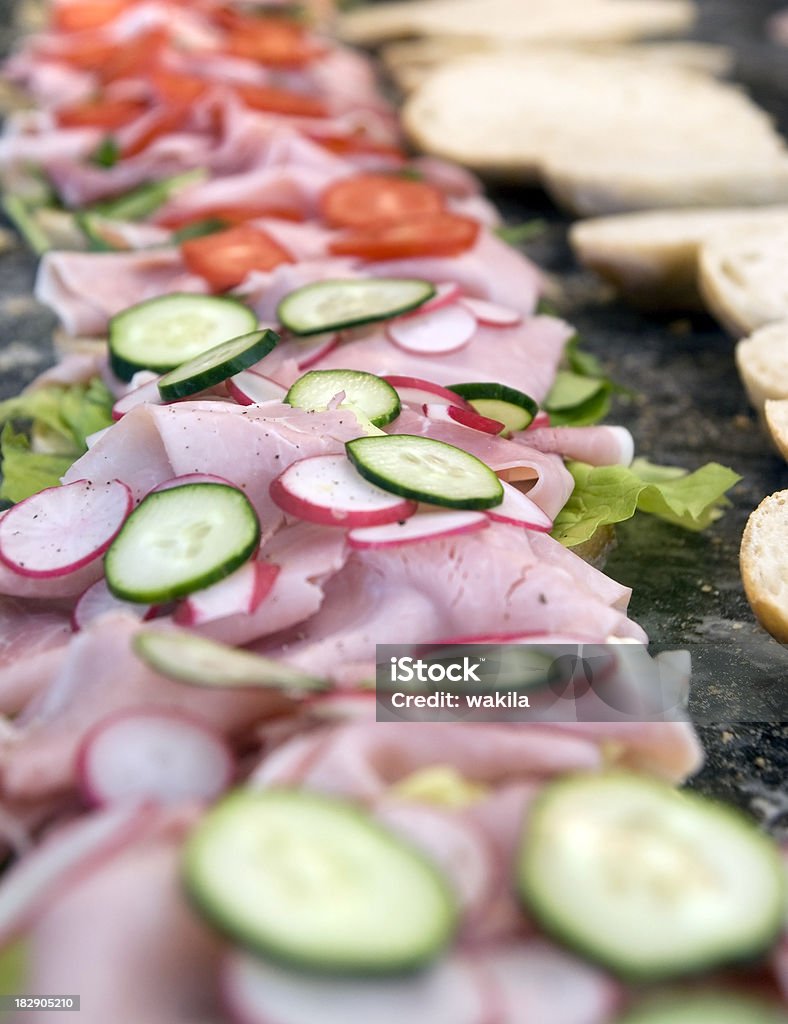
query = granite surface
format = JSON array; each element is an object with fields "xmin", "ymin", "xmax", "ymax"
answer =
[{"xmin": 0, "ymin": 0, "xmax": 785, "ymax": 831}]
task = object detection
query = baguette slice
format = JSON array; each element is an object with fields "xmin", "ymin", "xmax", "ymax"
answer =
[
  {"xmin": 764, "ymin": 400, "xmax": 788, "ymax": 461},
  {"xmin": 403, "ymin": 54, "xmax": 788, "ymax": 195},
  {"xmin": 339, "ymin": 0, "xmax": 695, "ymax": 46},
  {"xmin": 735, "ymin": 320, "xmax": 788, "ymax": 414},
  {"xmin": 740, "ymin": 491, "xmax": 788, "ymax": 643},
  {"xmin": 571, "ymin": 208, "xmax": 788, "ymax": 308},
  {"xmin": 700, "ymin": 224, "xmax": 788, "ymax": 336}
]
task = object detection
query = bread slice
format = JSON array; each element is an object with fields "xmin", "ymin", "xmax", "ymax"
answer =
[
  {"xmin": 383, "ymin": 38, "xmax": 732, "ymax": 93},
  {"xmin": 403, "ymin": 53, "xmax": 788, "ymax": 206},
  {"xmin": 764, "ymin": 400, "xmax": 788, "ymax": 461},
  {"xmin": 699, "ymin": 224, "xmax": 788, "ymax": 336},
  {"xmin": 570, "ymin": 207, "xmax": 788, "ymax": 308},
  {"xmin": 339, "ymin": 0, "xmax": 695, "ymax": 47},
  {"xmin": 735, "ymin": 320, "xmax": 788, "ymax": 413},
  {"xmin": 740, "ymin": 490, "xmax": 788, "ymax": 642}
]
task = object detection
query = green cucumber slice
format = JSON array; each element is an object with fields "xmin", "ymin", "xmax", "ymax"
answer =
[
  {"xmin": 158, "ymin": 329, "xmax": 279, "ymax": 400},
  {"xmin": 286, "ymin": 370, "xmax": 400, "ymax": 426},
  {"xmin": 346, "ymin": 435, "xmax": 503, "ymax": 510},
  {"xmin": 447, "ymin": 382, "xmax": 539, "ymax": 433},
  {"xmin": 132, "ymin": 630, "xmax": 325, "ymax": 693},
  {"xmin": 108, "ymin": 293, "xmax": 258, "ymax": 381},
  {"xmin": 105, "ymin": 484, "xmax": 260, "ymax": 603},
  {"xmin": 278, "ymin": 278, "xmax": 435, "ymax": 336},
  {"xmin": 618, "ymin": 994, "xmax": 788, "ymax": 1024},
  {"xmin": 183, "ymin": 789, "xmax": 458, "ymax": 973},
  {"xmin": 517, "ymin": 773, "xmax": 785, "ymax": 981},
  {"xmin": 90, "ymin": 169, "xmax": 205, "ymax": 222}
]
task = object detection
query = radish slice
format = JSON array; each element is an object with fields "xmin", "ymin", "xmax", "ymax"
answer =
[
  {"xmin": 485, "ymin": 481, "xmax": 553, "ymax": 531},
  {"xmin": 0, "ymin": 804, "xmax": 150, "ymax": 944},
  {"xmin": 227, "ymin": 371, "xmax": 288, "ymax": 406},
  {"xmin": 388, "ymin": 304, "xmax": 477, "ymax": 355},
  {"xmin": 0, "ymin": 480, "xmax": 132, "ymax": 578},
  {"xmin": 348, "ymin": 510, "xmax": 487, "ymax": 549},
  {"xmin": 433, "ymin": 631, "xmax": 605, "ymax": 645},
  {"xmin": 111, "ymin": 376, "xmax": 164, "ymax": 420},
  {"xmin": 175, "ymin": 561, "xmax": 279, "ymax": 626},
  {"xmin": 384, "ymin": 375, "xmax": 473, "ymax": 409},
  {"xmin": 527, "ymin": 410, "xmax": 551, "ymax": 430},
  {"xmin": 293, "ymin": 332, "xmax": 339, "ymax": 370},
  {"xmin": 223, "ymin": 951, "xmax": 490, "ymax": 1024},
  {"xmin": 459, "ymin": 297, "xmax": 522, "ymax": 327},
  {"xmin": 270, "ymin": 454, "xmax": 417, "ymax": 527},
  {"xmin": 73, "ymin": 578, "xmax": 152, "ymax": 631},
  {"xmin": 77, "ymin": 708, "xmax": 234, "ymax": 808},
  {"xmin": 150, "ymin": 472, "xmax": 238, "ymax": 494},
  {"xmin": 422, "ymin": 403, "xmax": 504, "ymax": 435},
  {"xmin": 375, "ymin": 803, "xmax": 494, "ymax": 918},
  {"xmin": 401, "ymin": 282, "xmax": 461, "ymax": 317}
]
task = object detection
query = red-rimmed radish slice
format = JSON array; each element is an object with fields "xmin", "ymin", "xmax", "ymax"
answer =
[
  {"xmin": 388, "ymin": 304, "xmax": 476, "ymax": 356},
  {"xmin": 459, "ymin": 297, "xmax": 522, "ymax": 327},
  {"xmin": 485, "ymin": 481, "xmax": 553, "ymax": 531},
  {"xmin": 375, "ymin": 803, "xmax": 494, "ymax": 919},
  {"xmin": 0, "ymin": 803, "xmax": 151, "ymax": 945},
  {"xmin": 223, "ymin": 951, "xmax": 490, "ymax": 1024},
  {"xmin": 294, "ymin": 332, "xmax": 339, "ymax": 370},
  {"xmin": 422, "ymin": 403, "xmax": 504, "ymax": 435},
  {"xmin": 347, "ymin": 510, "xmax": 487, "ymax": 549},
  {"xmin": 111, "ymin": 376, "xmax": 164, "ymax": 420},
  {"xmin": 401, "ymin": 282, "xmax": 461, "ymax": 316},
  {"xmin": 383, "ymin": 375, "xmax": 473, "ymax": 409},
  {"xmin": 174, "ymin": 561, "xmax": 279, "ymax": 626},
  {"xmin": 73, "ymin": 578, "xmax": 152, "ymax": 631},
  {"xmin": 270, "ymin": 454, "xmax": 417, "ymax": 527},
  {"xmin": 227, "ymin": 371, "xmax": 287, "ymax": 406},
  {"xmin": 77, "ymin": 707, "xmax": 234, "ymax": 808},
  {"xmin": 527, "ymin": 410, "xmax": 551, "ymax": 430},
  {"xmin": 149, "ymin": 473, "xmax": 238, "ymax": 494},
  {"xmin": 0, "ymin": 480, "xmax": 132, "ymax": 578},
  {"xmin": 431, "ymin": 632, "xmax": 605, "ymax": 645}
]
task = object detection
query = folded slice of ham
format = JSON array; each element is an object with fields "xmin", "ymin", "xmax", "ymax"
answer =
[{"xmin": 0, "ymin": 599, "xmax": 72, "ymax": 714}]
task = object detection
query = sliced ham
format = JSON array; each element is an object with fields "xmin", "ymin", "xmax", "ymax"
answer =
[
  {"xmin": 0, "ymin": 598, "xmax": 73, "ymax": 714},
  {"xmin": 35, "ymin": 249, "xmax": 207, "ymax": 336},
  {"xmin": 519, "ymin": 425, "xmax": 635, "ymax": 467}
]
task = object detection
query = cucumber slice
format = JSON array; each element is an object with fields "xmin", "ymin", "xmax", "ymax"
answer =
[
  {"xmin": 105, "ymin": 484, "xmax": 260, "ymax": 603},
  {"xmin": 278, "ymin": 279, "xmax": 435, "ymax": 336},
  {"xmin": 346, "ymin": 435, "xmax": 503, "ymax": 510},
  {"xmin": 618, "ymin": 994, "xmax": 788, "ymax": 1024},
  {"xmin": 517, "ymin": 774, "xmax": 785, "ymax": 981},
  {"xmin": 132, "ymin": 630, "xmax": 325, "ymax": 693},
  {"xmin": 90, "ymin": 169, "xmax": 205, "ymax": 222},
  {"xmin": 447, "ymin": 382, "xmax": 538, "ymax": 434},
  {"xmin": 286, "ymin": 370, "xmax": 400, "ymax": 426},
  {"xmin": 183, "ymin": 789, "xmax": 458, "ymax": 973},
  {"xmin": 109, "ymin": 293, "xmax": 258, "ymax": 381},
  {"xmin": 158, "ymin": 329, "xmax": 279, "ymax": 400}
]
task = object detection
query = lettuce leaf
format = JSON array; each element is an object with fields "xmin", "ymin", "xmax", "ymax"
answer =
[
  {"xmin": 551, "ymin": 457, "xmax": 742, "ymax": 548},
  {"xmin": 0, "ymin": 378, "xmax": 114, "ymax": 503}
]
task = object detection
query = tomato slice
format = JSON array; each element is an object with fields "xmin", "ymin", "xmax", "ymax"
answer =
[
  {"xmin": 97, "ymin": 28, "xmax": 170, "ymax": 82},
  {"xmin": 56, "ymin": 98, "xmax": 148, "ymax": 131},
  {"xmin": 328, "ymin": 212, "xmax": 480, "ymax": 262},
  {"xmin": 225, "ymin": 17, "xmax": 321, "ymax": 68},
  {"xmin": 320, "ymin": 173, "xmax": 445, "ymax": 230},
  {"xmin": 121, "ymin": 104, "xmax": 191, "ymax": 159},
  {"xmin": 160, "ymin": 204, "xmax": 306, "ymax": 230},
  {"xmin": 181, "ymin": 225, "xmax": 294, "ymax": 292},
  {"xmin": 232, "ymin": 83, "xmax": 328, "ymax": 119},
  {"xmin": 148, "ymin": 69, "xmax": 211, "ymax": 106},
  {"xmin": 53, "ymin": 0, "xmax": 133, "ymax": 33},
  {"xmin": 310, "ymin": 133, "xmax": 405, "ymax": 162}
]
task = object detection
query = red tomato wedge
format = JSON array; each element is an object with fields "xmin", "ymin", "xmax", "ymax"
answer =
[
  {"xmin": 53, "ymin": 0, "xmax": 134, "ymax": 33},
  {"xmin": 181, "ymin": 225, "xmax": 294, "ymax": 292},
  {"xmin": 56, "ymin": 98, "xmax": 148, "ymax": 131},
  {"xmin": 320, "ymin": 173, "xmax": 445, "ymax": 230},
  {"xmin": 160, "ymin": 204, "xmax": 306, "ymax": 230},
  {"xmin": 225, "ymin": 17, "xmax": 322, "ymax": 68},
  {"xmin": 121, "ymin": 104, "xmax": 191, "ymax": 159},
  {"xmin": 232, "ymin": 83, "xmax": 328, "ymax": 119},
  {"xmin": 148, "ymin": 69, "xmax": 211, "ymax": 106},
  {"xmin": 329, "ymin": 212, "xmax": 480, "ymax": 261}
]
